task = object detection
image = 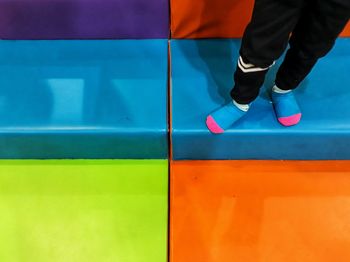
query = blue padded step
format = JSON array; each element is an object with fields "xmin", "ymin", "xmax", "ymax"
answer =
[
  {"xmin": 171, "ymin": 39, "xmax": 350, "ymax": 160},
  {"xmin": 0, "ymin": 40, "xmax": 168, "ymax": 159}
]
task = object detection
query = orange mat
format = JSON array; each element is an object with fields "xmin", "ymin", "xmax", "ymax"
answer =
[
  {"xmin": 170, "ymin": 161, "xmax": 350, "ymax": 262},
  {"xmin": 171, "ymin": 0, "xmax": 350, "ymax": 38}
]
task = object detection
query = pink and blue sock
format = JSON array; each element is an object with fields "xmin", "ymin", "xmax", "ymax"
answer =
[
  {"xmin": 206, "ymin": 101, "xmax": 248, "ymax": 134},
  {"xmin": 272, "ymin": 86, "xmax": 302, "ymax": 126}
]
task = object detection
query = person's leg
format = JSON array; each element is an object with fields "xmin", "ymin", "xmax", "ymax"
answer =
[
  {"xmin": 276, "ymin": 0, "xmax": 350, "ymax": 91},
  {"xmin": 272, "ymin": 0, "xmax": 350, "ymax": 126},
  {"xmin": 207, "ymin": 0, "xmax": 305, "ymax": 134}
]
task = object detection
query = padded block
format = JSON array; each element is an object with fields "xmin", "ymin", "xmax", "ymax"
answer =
[
  {"xmin": 171, "ymin": 0, "xmax": 350, "ymax": 38},
  {"xmin": 343, "ymin": 23, "xmax": 350, "ymax": 36},
  {"xmin": 171, "ymin": 160, "xmax": 350, "ymax": 262},
  {"xmin": 0, "ymin": 0, "xmax": 169, "ymax": 39},
  {"xmin": 0, "ymin": 160, "xmax": 168, "ymax": 262},
  {"xmin": 171, "ymin": 39, "xmax": 350, "ymax": 160},
  {"xmin": 171, "ymin": 0, "xmax": 254, "ymax": 38},
  {"xmin": 0, "ymin": 40, "xmax": 168, "ymax": 159}
]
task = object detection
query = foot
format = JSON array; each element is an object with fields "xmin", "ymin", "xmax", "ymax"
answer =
[
  {"xmin": 206, "ymin": 101, "xmax": 248, "ymax": 134},
  {"xmin": 272, "ymin": 90, "xmax": 302, "ymax": 127}
]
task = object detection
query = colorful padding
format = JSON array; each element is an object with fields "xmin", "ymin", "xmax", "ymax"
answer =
[
  {"xmin": 0, "ymin": 0, "xmax": 169, "ymax": 39},
  {"xmin": 170, "ymin": 160, "xmax": 350, "ymax": 262},
  {"xmin": 171, "ymin": 39, "xmax": 350, "ymax": 160},
  {"xmin": 0, "ymin": 160, "xmax": 168, "ymax": 262},
  {"xmin": 171, "ymin": 0, "xmax": 350, "ymax": 38},
  {"xmin": 0, "ymin": 40, "xmax": 168, "ymax": 159}
]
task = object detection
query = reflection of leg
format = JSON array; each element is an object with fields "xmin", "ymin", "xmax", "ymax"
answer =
[
  {"xmin": 207, "ymin": 0, "xmax": 303, "ymax": 133},
  {"xmin": 272, "ymin": 0, "xmax": 350, "ymax": 126}
]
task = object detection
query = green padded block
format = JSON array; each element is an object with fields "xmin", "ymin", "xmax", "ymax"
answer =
[{"xmin": 0, "ymin": 160, "xmax": 168, "ymax": 262}]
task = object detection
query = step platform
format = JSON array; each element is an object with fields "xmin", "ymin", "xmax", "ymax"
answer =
[
  {"xmin": 171, "ymin": 39, "xmax": 350, "ymax": 160},
  {"xmin": 0, "ymin": 0, "xmax": 168, "ymax": 39},
  {"xmin": 0, "ymin": 40, "xmax": 168, "ymax": 159},
  {"xmin": 0, "ymin": 160, "xmax": 168, "ymax": 262},
  {"xmin": 170, "ymin": 160, "xmax": 350, "ymax": 262}
]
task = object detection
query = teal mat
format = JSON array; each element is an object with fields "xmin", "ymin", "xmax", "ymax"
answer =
[
  {"xmin": 171, "ymin": 39, "xmax": 350, "ymax": 160},
  {"xmin": 0, "ymin": 40, "xmax": 168, "ymax": 159}
]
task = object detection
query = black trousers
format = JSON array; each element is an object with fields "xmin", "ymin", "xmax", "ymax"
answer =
[{"xmin": 231, "ymin": 0, "xmax": 350, "ymax": 104}]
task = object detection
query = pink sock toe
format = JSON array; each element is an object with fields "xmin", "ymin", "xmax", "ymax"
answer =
[
  {"xmin": 278, "ymin": 113, "xmax": 302, "ymax": 126},
  {"xmin": 206, "ymin": 115, "xmax": 224, "ymax": 134}
]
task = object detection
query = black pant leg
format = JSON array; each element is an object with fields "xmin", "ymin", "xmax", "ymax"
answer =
[
  {"xmin": 231, "ymin": 0, "xmax": 304, "ymax": 104},
  {"xmin": 275, "ymin": 0, "xmax": 350, "ymax": 90}
]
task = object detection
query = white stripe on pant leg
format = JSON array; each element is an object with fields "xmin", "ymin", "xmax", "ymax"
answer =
[{"xmin": 238, "ymin": 56, "xmax": 275, "ymax": 73}]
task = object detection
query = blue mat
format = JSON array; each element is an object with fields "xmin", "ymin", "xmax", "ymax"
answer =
[
  {"xmin": 171, "ymin": 39, "xmax": 350, "ymax": 160},
  {"xmin": 0, "ymin": 40, "xmax": 168, "ymax": 159}
]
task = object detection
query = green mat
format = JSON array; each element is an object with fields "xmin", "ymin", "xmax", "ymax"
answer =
[{"xmin": 0, "ymin": 160, "xmax": 168, "ymax": 262}]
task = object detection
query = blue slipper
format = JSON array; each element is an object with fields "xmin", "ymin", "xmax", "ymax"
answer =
[
  {"xmin": 206, "ymin": 102, "xmax": 247, "ymax": 134},
  {"xmin": 272, "ymin": 91, "xmax": 302, "ymax": 126}
]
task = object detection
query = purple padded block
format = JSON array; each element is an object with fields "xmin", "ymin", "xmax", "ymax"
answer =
[{"xmin": 0, "ymin": 0, "xmax": 169, "ymax": 39}]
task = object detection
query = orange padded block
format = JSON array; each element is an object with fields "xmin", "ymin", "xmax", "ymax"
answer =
[
  {"xmin": 342, "ymin": 23, "xmax": 350, "ymax": 36},
  {"xmin": 171, "ymin": 0, "xmax": 350, "ymax": 38},
  {"xmin": 171, "ymin": 0, "xmax": 254, "ymax": 38},
  {"xmin": 171, "ymin": 161, "xmax": 350, "ymax": 262}
]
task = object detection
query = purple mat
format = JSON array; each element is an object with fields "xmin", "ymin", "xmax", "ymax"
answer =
[{"xmin": 0, "ymin": 0, "xmax": 169, "ymax": 39}]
